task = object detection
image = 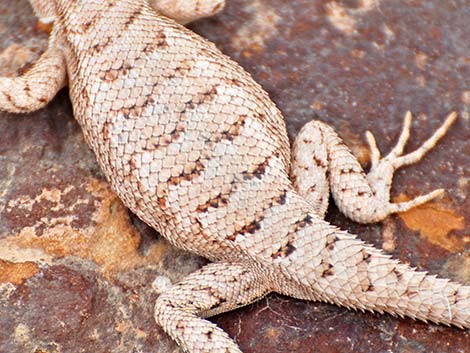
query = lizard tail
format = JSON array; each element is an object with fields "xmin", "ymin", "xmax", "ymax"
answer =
[{"xmin": 270, "ymin": 202, "xmax": 469, "ymax": 328}]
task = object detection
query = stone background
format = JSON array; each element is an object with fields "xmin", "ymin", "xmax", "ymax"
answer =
[{"xmin": 0, "ymin": 0, "xmax": 469, "ymax": 352}]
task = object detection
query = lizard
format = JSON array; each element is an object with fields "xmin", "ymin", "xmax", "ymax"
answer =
[{"xmin": 0, "ymin": 0, "xmax": 468, "ymax": 352}]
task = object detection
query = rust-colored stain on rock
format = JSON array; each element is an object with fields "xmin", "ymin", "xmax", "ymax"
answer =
[
  {"xmin": 395, "ymin": 193, "xmax": 467, "ymax": 252},
  {"xmin": 0, "ymin": 259, "xmax": 39, "ymax": 285},
  {"xmin": 4, "ymin": 178, "xmax": 168, "ymax": 279}
]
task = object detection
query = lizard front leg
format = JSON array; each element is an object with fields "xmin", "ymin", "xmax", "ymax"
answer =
[
  {"xmin": 155, "ymin": 262, "xmax": 270, "ymax": 353},
  {"xmin": 0, "ymin": 45, "xmax": 66, "ymax": 113},
  {"xmin": 291, "ymin": 112, "xmax": 457, "ymax": 224},
  {"xmin": 150, "ymin": 0, "xmax": 225, "ymax": 24}
]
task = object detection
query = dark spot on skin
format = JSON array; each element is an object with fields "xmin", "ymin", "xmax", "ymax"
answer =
[
  {"xmin": 124, "ymin": 7, "xmax": 142, "ymax": 27},
  {"xmin": 357, "ymin": 191, "xmax": 368, "ymax": 197},
  {"xmin": 215, "ymin": 115, "xmax": 247, "ymax": 143},
  {"xmin": 273, "ymin": 190, "xmax": 287, "ymax": 205},
  {"xmin": 366, "ymin": 284, "xmax": 374, "ymax": 292},
  {"xmin": 128, "ymin": 157, "xmax": 136, "ymax": 169},
  {"xmin": 242, "ymin": 157, "xmax": 270, "ymax": 180},
  {"xmin": 303, "ymin": 138, "xmax": 312, "ymax": 144},
  {"xmin": 393, "ymin": 268, "xmax": 402, "ymax": 280},
  {"xmin": 405, "ymin": 289, "xmax": 418, "ymax": 297},
  {"xmin": 208, "ymin": 293, "xmax": 227, "ymax": 310},
  {"xmin": 168, "ymin": 124, "xmax": 185, "ymax": 140},
  {"xmin": 313, "ymin": 156, "xmax": 325, "ymax": 168},
  {"xmin": 340, "ymin": 168, "xmax": 352, "ymax": 175},
  {"xmin": 158, "ymin": 196, "xmax": 167, "ymax": 208},
  {"xmin": 285, "ymin": 242, "xmax": 297, "ymax": 256},
  {"xmin": 192, "ymin": 86, "xmax": 219, "ymax": 106},
  {"xmin": 307, "ymin": 184, "xmax": 317, "ymax": 193},
  {"xmin": 271, "ymin": 241, "xmax": 297, "ymax": 259},
  {"xmin": 325, "ymin": 233, "xmax": 337, "ymax": 250},
  {"xmin": 226, "ymin": 217, "xmax": 263, "ymax": 241},
  {"xmin": 143, "ymin": 30, "xmax": 168, "ymax": 52},
  {"xmin": 81, "ymin": 87, "xmax": 90, "ymax": 102},
  {"xmin": 293, "ymin": 214, "xmax": 313, "ymax": 232},
  {"xmin": 362, "ymin": 250, "xmax": 372, "ymax": 263},
  {"xmin": 121, "ymin": 63, "xmax": 132, "ymax": 76},
  {"xmin": 203, "ymin": 86, "xmax": 218, "ymax": 98},
  {"xmin": 322, "ymin": 264, "xmax": 335, "ymax": 277},
  {"xmin": 102, "ymin": 121, "xmax": 111, "ymax": 140},
  {"xmin": 449, "ymin": 290, "xmax": 458, "ymax": 304},
  {"xmin": 163, "ymin": 73, "xmax": 176, "ymax": 79},
  {"xmin": 196, "ymin": 193, "xmax": 229, "ymax": 213},
  {"xmin": 175, "ymin": 65, "xmax": 187, "ymax": 74},
  {"xmin": 91, "ymin": 37, "xmax": 112, "ymax": 54},
  {"xmin": 255, "ymin": 113, "xmax": 266, "ymax": 121},
  {"xmin": 321, "ymin": 264, "xmax": 335, "ymax": 277},
  {"xmin": 185, "ymin": 99, "xmax": 196, "ymax": 110},
  {"xmin": 241, "ymin": 219, "xmax": 262, "ymax": 234},
  {"xmin": 80, "ymin": 15, "xmax": 98, "ymax": 33},
  {"xmin": 169, "ymin": 160, "xmax": 205, "ymax": 185}
]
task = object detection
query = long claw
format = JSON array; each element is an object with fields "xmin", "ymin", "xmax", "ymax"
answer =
[
  {"xmin": 388, "ymin": 111, "xmax": 412, "ymax": 159},
  {"xmin": 388, "ymin": 189, "xmax": 444, "ymax": 214},
  {"xmin": 365, "ymin": 130, "xmax": 380, "ymax": 169},
  {"xmin": 392, "ymin": 112, "xmax": 457, "ymax": 169}
]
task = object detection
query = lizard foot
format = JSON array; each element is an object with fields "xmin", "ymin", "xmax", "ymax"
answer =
[
  {"xmin": 365, "ymin": 111, "xmax": 457, "ymax": 218},
  {"xmin": 291, "ymin": 112, "xmax": 457, "ymax": 224}
]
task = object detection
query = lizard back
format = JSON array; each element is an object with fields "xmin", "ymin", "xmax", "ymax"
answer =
[{"xmin": 56, "ymin": 0, "xmax": 293, "ymax": 260}]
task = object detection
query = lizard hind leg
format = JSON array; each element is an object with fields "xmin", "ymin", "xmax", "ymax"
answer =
[
  {"xmin": 154, "ymin": 262, "xmax": 270, "ymax": 353},
  {"xmin": 292, "ymin": 113, "xmax": 457, "ymax": 224},
  {"xmin": 149, "ymin": 0, "xmax": 225, "ymax": 24}
]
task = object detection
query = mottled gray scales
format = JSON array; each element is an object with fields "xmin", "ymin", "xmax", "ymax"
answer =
[{"xmin": 0, "ymin": 1, "xmax": 468, "ymax": 353}]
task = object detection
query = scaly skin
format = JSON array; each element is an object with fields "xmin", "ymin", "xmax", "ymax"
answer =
[{"xmin": 0, "ymin": 1, "xmax": 468, "ymax": 352}]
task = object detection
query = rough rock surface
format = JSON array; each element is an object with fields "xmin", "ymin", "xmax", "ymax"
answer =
[{"xmin": 0, "ymin": 0, "xmax": 469, "ymax": 352}]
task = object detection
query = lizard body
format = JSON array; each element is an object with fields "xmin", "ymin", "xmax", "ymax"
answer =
[{"xmin": 0, "ymin": 1, "xmax": 468, "ymax": 352}]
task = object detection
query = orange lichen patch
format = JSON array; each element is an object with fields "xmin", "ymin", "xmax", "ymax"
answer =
[
  {"xmin": 310, "ymin": 100, "xmax": 324, "ymax": 111},
  {"xmin": 264, "ymin": 327, "xmax": 281, "ymax": 341},
  {"xmin": 4, "ymin": 178, "xmax": 169, "ymax": 280},
  {"xmin": 0, "ymin": 259, "xmax": 39, "ymax": 285},
  {"xmin": 395, "ymin": 193, "xmax": 467, "ymax": 252}
]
